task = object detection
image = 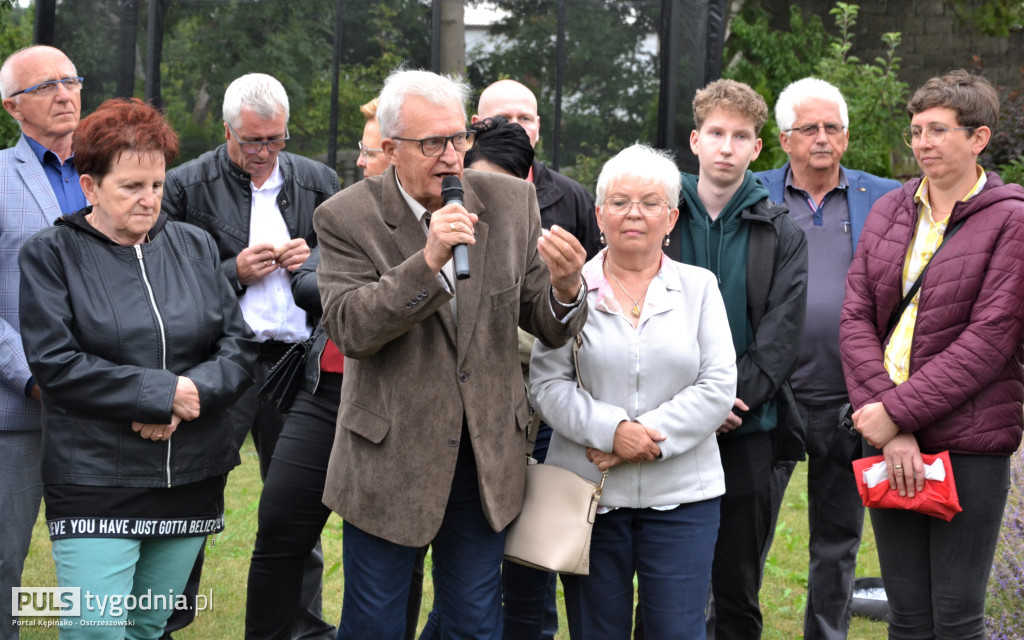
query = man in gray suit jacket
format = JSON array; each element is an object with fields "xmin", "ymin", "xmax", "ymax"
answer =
[
  {"xmin": 0, "ymin": 45, "xmax": 85, "ymax": 638},
  {"xmin": 314, "ymin": 69, "xmax": 588, "ymax": 639}
]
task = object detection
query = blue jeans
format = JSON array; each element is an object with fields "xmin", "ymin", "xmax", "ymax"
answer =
[
  {"xmin": 0, "ymin": 429, "xmax": 43, "ymax": 640},
  {"xmin": 51, "ymin": 536, "xmax": 205, "ymax": 639},
  {"xmin": 561, "ymin": 499, "xmax": 721, "ymax": 640},
  {"xmin": 337, "ymin": 430, "xmax": 504, "ymax": 640},
  {"xmin": 870, "ymin": 452, "xmax": 1009, "ymax": 640}
]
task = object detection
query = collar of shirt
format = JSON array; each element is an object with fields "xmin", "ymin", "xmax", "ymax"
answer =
[
  {"xmin": 784, "ymin": 165, "xmax": 849, "ymax": 215},
  {"xmin": 394, "ymin": 171, "xmax": 431, "ymax": 232},
  {"xmin": 25, "ymin": 134, "xmax": 70, "ymax": 165},
  {"xmin": 25, "ymin": 134, "xmax": 87, "ymax": 215},
  {"xmin": 250, "ymin": 159, "xmax": 284, "ymax": 193},
  {"xmin": 913, "ymin": 164, "xmax": 988, "ymax": 223},
  {"xmin": 584, "ymin": 249, "xmax": 682, "ymax": 321}
]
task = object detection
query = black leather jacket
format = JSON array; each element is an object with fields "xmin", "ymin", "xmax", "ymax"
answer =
[
  {"xmin": 19, "ymin": 211, "xmax": 257, "ymax": 488},
  {"xmin": 161, "ymin": 145, "xmax": 340, "ymax": 294},
  {"xmin": 532, "ymin": 161, "xmax": 602, "ymax": 259}
]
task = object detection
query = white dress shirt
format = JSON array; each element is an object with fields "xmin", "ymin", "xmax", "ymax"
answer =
[{"xmin": 238, "ymin": 161, "xmax": 311, "ymax": 343}]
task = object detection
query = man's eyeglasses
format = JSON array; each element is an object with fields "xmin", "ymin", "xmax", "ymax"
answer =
[
  {"xmin": 358, "ymin": 141, "xmax": 383, "ymax": 158},
  {"xmin": 391, "ymin": 131, "xmax": 475, "ymax": 157},
  {"xmin": 783, "ymin": 123, "xmax": 845, "ymax": 137},
  {"xmin": 10, "ymin": 77, "xmax": 84, "ymax": 98},
  {"xmin": 226, "ymin": 122, "xmax": 289, "ymax": 154},
  {"xmin": 902, "ymin": 124, "xmax": 974, "ymax": 147},
  {"xmin": 603, "ymin": 198, "xmax": 668, "ymax": 217}
]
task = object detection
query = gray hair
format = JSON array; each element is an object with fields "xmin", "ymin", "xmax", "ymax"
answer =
[
  {"xmin": 376, "ymin": 69, "xmax": 470, "ymax": 138},
  {"xmin": 596, "ymin": 144, "xmax": 681, "ymax": 208},
  {"xmin": 222, "ymin": 73, "xmax": 290, "ymax": 128},
  {"xmin": 775, "ymin": 77, "xmax": 849, "ymax": 133},
  {"xmin": 0, "ymin": 45, "xmax": 77, "ymax": 100}
]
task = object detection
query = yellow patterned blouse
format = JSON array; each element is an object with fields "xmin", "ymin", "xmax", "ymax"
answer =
[{"xmin": 884, "ymin": 168, "xmax": 987, "ymax": 385}]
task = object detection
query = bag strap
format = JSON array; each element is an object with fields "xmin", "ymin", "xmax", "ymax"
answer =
[
  {"xmin": 573, "ymin": 333, "xmax": 610, "ymax": 492},
  {"xmin": 572, "ymin": 333, "xmax": 587, "ymax": 393},
  {"xmin": 884, "ymin": 217, "xmax": 967, "ymax": 338}
]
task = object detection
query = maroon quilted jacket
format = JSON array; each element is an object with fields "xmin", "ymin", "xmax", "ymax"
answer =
[{"xmin": 840, "ymin": 172, "xmax": 1024, "ymax": 455}]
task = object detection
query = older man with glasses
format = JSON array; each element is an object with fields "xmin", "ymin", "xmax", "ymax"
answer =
[
  {"xmin": 314, "ymin": 68, "xmax": 588, "ymax": 639},
  {"xmin": 161, "ymin": 72, "xmax": 339, "ymax": 640},
  {"xmin": 755, "ymin": 77, "xmax": 900, "ymax": 640},
  {"xmin": 0, "ymin": 44, "xmax": 86, "ymax": 640}
]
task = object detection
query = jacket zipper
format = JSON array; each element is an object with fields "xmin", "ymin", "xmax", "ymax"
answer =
[
  {"xmin": 134, "ymin": 245, "xmax": 172, "ymax": 487},
  {"xmin": 632, "ymin": 329, "xmax": 642, "ymax": 508}
]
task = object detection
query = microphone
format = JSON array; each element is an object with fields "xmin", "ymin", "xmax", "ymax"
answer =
[{"xmin": 441, "ymin": 176, "xmax": 470, "ymax": 280}]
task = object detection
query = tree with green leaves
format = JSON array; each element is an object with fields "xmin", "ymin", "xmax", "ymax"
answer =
[
  {"xmin": 467, "ymin": 0, "xmax": 661, "ymax": 186},
  {"xmin": 724, "ymin": 1, "xmax": 908, "ymax": 178},
  {"xmin": 0, "ymin": 0, "xmax": 33, "ymax": 148}
]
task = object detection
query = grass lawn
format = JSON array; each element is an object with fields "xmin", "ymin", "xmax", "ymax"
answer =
[{"xmin": 20, "ymin": 437, "xmax": 888, "ymax": 638}]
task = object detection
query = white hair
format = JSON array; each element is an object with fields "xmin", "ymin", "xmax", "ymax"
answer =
[
  {"xmin": 376, "ymin": 69, "xmax": 470, "ymax": 138},
  {"xmin": 222, "ymin": 73, "xmax": 289, "ymax": 128},
  {"xmin": 596, "ymin": 144, "xmax": 681, "ymax": 208},
  {"xmin": 775, "ymin": 77, "xmax": 849, "ymax": 133},
  {"xmin": 0, "ymin": 46, "xmax": 77, "ymax": 100}
]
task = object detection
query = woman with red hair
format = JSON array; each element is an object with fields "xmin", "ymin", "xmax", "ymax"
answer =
[{"xmin": 18, "ymin": 98, "xmax": 256, "ymax": 638}]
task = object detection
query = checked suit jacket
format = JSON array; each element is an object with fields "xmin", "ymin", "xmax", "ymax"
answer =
[
  {"xmin": 0, "ymin": 135, "xmax": 62, "ymax": 432},
  {"xmin": 314, "ymin": 167, "xmax": 587, "ymax": 547}
]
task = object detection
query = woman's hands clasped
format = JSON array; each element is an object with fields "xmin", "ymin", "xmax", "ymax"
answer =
[
  {"xmin": 586, "ymin": 420, "xmax": 666, "ymax": 471},
  {"xmin": 853, "ymin": 401, "xmax": 925, "ymax": 497},
  {"xmin": 132, "ymin": 376, "xmax": 200, "ymax": 441}
]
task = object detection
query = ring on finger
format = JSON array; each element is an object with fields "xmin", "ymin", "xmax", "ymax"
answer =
[
  {"xmin": 894, "ymin": 464, "xmax": 903, "ymax": 470},
  {"xmin": 450, "ymin": 222, "xmax": 457, "ymax": 232}
]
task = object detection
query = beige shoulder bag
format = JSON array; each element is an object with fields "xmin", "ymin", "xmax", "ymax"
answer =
[{"xmin": 504, "ymin": 334, "xmax": 608, "ymax": 575}]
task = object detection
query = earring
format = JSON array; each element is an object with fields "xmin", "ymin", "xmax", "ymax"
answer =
[
  {"xmin": 600, "ymin": 233, "xmax": 606, "ymax": 246},
  {"xmin": 663, "ymin": 235, "xmax": 670, "ymax": 247}
]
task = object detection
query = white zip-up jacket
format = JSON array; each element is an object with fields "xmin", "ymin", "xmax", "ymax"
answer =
[{"xmin": 530, "ymin": 251, "xmax": 736, "ymax": 508}]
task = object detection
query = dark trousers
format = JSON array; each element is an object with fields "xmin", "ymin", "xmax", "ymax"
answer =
[
  {"xmin": 709, "ymin": 431, "xmax": 773, "ymax": 640},
  {"xmin": 562, "ymin": 499, "xmax": 720, "ymax": 640},
  {"xmin": 870, "ymin": 452, "xmax": 1009, "ymax": 640},
  {"xmin": 762, "ymin": 401, "xmax": 865, "ymax": 640},
  {"xmin": 245, "ymin": 374, "xmax": 339, "ymax": 639},
  {"xmin": 337, "ymin": 428, "xmax": 504, "ymax": 640}
]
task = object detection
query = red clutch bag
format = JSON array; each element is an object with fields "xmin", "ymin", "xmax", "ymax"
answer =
[{"xmin": 851, "ymin": 451, "xmax": 962, "ymax": 522}]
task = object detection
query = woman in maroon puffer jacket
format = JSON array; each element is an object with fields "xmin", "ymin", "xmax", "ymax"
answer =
[{"xmin": 840, "ymin": 70, "xmax": 1024, "ymax": 640}]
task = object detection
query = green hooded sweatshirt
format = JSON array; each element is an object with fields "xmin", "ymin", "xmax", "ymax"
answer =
[{"xmin": 676, "ymin": 170, "xmax": 776, "ymax": 438}]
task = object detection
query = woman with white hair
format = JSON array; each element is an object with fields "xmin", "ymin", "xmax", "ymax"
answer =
[{"xmin": 530, "ymin": 144, "xmax": 737, "ymax": 639}]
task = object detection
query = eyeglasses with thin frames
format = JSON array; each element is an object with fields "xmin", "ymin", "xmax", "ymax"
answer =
[
  {"xmin": 226, "ymin": 122, "xmax": 289, "ymax": 154},
  {"xmin": 358, "ymin": 141, "xmax": 383, "ymax": 158},
  {"xmin": 10, "ymin": 77, "xmax": 84, "ymax": 98},
  {"xmin": 391, "ymin": 131, "xmax": 475, "ymax": 157},
  {"xmin": 603, "ymin": 198, "xmax": 668, "ymax": 217},
  {"xmin": 902, "ymin": 124, "xmax": 974, "ymax": 147},
  {"xmin": 783, "ymin": 123, "xmax": 845, "ymax": 137}
]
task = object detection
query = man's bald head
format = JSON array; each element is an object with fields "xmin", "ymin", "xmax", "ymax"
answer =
[{"xmin": 474, "ymin": 79, "xmax": 540, "ymax": 147}]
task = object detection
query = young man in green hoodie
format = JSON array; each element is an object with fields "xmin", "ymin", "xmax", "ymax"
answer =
[{"xmin": 666, "ymin": 78, "xmax": 808, "ymax": 639}]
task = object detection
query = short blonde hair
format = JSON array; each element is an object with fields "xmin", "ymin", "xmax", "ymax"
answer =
[
  {"xmin": 359, "ymin": 97, "xmax": 379, "ymax": 121},
  {"xmin": 693, "ymin": 79, "xmax": 768, "ymax": 134}
]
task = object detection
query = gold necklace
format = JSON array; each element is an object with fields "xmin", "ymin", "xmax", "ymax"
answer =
[{"xmin": 605, "ymin": 268, "xmax": 650, "ymax": 318}]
